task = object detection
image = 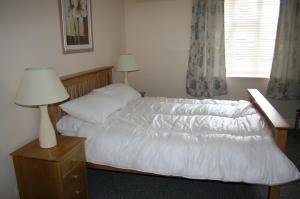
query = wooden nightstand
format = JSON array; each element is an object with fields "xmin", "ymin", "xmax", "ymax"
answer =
[
  {"xmin": 11, "ymin": 136, "xmax": 88, "ymax": 199},
  {"xmin": 139, "ymin": 91, "xmax": 146, "ymax": 97}
]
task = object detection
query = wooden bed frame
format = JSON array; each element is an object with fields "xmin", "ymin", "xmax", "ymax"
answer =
[{"xmin": 48, "ymin": 66, "xmax": 291, "ymax": 199}]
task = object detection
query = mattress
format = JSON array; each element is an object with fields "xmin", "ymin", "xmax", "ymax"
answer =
[{"xmin": 63, "ymin": 97, "xmax": 300, "ymax": 185}]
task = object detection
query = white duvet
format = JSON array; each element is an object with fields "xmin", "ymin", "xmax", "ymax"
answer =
[{"xmin": 75, "ymin": 97, "xmax": 300, "ymax": 185}]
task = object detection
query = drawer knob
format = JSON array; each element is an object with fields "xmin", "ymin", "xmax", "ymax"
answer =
[
  {"xmin": 75, "ymin": 190, "xmax": 81, "ymax": 195},
  {"xmin": 72, "ymin": 174, "xmax": 79, "ymax": 179}
]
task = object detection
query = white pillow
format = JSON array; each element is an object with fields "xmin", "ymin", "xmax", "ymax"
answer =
[
  {"xmin": 94, "ymin": 83, "xmax": 141, "ymax": 106},
  {"xmin": 56, "ymin": 115, "xmax": 83, "ymax": 136},
  {"xmin": 59, "ymin": 92, "xmax": 124, "ymax": 123}
]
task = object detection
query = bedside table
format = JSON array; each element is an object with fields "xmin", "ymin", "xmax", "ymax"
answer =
[
  {"xmin": 11, "ymin": 136, "xmax": 88, "ymax": 199},
  {"xmin": 139, "ymin": 91, "xmax": 146, "ymax": 97}
]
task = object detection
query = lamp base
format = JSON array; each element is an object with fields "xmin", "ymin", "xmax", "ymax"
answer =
[
  {"xmin": 39, "ymin": 105, "xmax": 57, "ymax": 148},
  {"xmin": 124, "ymin": 71, "xmax": 129, "ymax": 85}
]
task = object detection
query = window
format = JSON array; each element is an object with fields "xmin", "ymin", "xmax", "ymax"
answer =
[{"xmin": 224, "ymin": 0, "xmax": 280, "ymax": 78}]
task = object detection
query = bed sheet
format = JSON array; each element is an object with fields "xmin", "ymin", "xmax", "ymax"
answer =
[{"xmin": 76, "ymin": 97, "xmax": 300, "ymax": 185}]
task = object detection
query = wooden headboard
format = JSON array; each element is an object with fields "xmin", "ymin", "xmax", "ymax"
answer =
[{"xmin": 48, "ymin": 66, "xmax": 113, "ymax": 131}]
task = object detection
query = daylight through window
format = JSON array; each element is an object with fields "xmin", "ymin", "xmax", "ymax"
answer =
[{"xmin": 224, "ymin": 0, "xmax": 280, "ymax": 77}]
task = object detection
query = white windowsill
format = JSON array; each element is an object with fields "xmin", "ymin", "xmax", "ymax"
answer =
[{"xmin": 226, "ymin": 74, "xmax": 270, "ymax": 79}]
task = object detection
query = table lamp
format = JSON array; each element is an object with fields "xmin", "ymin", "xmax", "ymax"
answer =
[
  {"xmin": 115, "ymin": 54, "xmax": 139, "ymax": 85},
  {"xmin": 15, "ymin": 68, "xmax": 69, "ymax": 148}
]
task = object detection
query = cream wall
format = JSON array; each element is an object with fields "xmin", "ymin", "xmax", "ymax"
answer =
[
  {"xmin": 0, "ymin": 0, "xmax": 124, "ymax": 198},
  {"xmin": 124, "ymin": 0, "xmax": 299, "ymax": 123}
]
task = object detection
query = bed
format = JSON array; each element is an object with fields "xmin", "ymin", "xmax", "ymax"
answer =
[{"xmin": 48, "ymin": 66, "xmax": 299, "ymax": 199}]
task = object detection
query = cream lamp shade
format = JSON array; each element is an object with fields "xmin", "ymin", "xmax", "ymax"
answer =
[
  {"xmin": 115, "ymin": 54, "xmax": 139, "ymax": 84},
  {"xmin": 15, "ymin": 68, "xmax": 69, "ymax": 148}
]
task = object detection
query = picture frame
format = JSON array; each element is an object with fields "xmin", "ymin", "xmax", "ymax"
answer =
[{"xmin": 59, "ymin": 0, "xmax": 93, "ymax": 53}]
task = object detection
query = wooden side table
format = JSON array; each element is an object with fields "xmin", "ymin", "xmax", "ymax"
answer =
[
  {"xmin": 11, "ymin": 136, "xmax": 88, "ymax": 199},
  {"xmin": 139, "ymin": 91, "xmax": 146, "ymax": 97}
]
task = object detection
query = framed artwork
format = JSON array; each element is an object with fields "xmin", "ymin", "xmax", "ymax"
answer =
[{"xmin": 59, "ymin": 0, "xmax": 93, "ymax": 53}]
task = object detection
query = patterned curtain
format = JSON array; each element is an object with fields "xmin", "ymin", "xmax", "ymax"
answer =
[
  {"xmin": 186, "ymin": 0, "xmax": 227, "ymax": 97},
  {"xmin": 267, "ymin": 0, "xmax": 300, "ymax": 99}
]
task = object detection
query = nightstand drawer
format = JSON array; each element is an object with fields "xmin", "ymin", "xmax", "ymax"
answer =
[
  {"xmin": 61, "ymin": 143, "xmax": 85, "ymax": 176},
  {"xmin": 63, "ymin": 164, "xmax": 87, "ymax": 199},
  {"xmin": 64, "ymin": 183, "xmax": 86, "ymax": 199},
  {"xmin": 63, "ymin": 163, "xmax": 85, "ymax": 189}
]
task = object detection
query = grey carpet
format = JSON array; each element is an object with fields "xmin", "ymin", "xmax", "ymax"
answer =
[{"xmin": 88, "ymin": 130, "xmax": 300, "ymax": 199}]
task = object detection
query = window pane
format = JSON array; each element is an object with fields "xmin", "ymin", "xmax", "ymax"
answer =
[{"xmin": 224, "ymin": 0, "xmax": 280, "ymax": 78}]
